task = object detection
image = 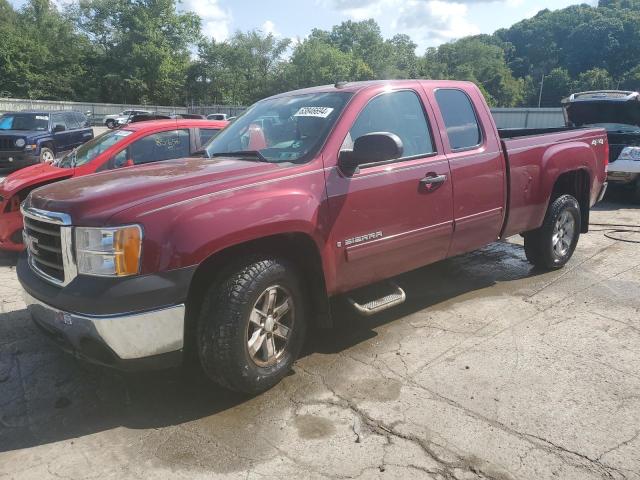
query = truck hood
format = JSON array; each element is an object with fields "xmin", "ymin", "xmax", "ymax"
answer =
[
  {"xmin": 26, "ymin": 157, "xmax": 290, "ymax": 225},
  {"xmin": 0, "ymin": 163, "xmax": 73, "ymax": 197},
  {"xmin": 565, "ymin": 100, "xmax": 640, "ymax": 129}
]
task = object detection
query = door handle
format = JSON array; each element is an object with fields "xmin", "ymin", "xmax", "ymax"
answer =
[{"xmin": 420, "ymin": 174, "xmax": 447, "ymax": 191}]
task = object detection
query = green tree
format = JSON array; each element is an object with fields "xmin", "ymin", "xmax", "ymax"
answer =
[
  {"xmin": 421, "ymin": 37, "xmax": 524, "ymax": 107},
  {"xmin": 620, "ymin": 65, "xmax": 640, "ymax": 91},
  {"xmin": 574, "ymin": 68, "xmax": 615, "ymax": 91},
  {"xmin": 325, "ymin": 19, "xmax": 388, "ymax": 77},
  {"xmin": 0, "ymin": 0, "xmax": 90, "ymax": 100},
  {"xmin": 284, "ymin": 38, "xmax": 373, "ymax": 90},
  {"xmin": 188, "ymin": 30, "xmax": 290, "ymax": 105},
  {"xmin": 382, "ymin": 34, "xmax": 419, "ymax": 79},
  {"xmin": 530, "ymin": 68, "xmax": 574, "ymax": 107},
  {"xmin": 71, "ymin": 0, "xmax": 200, "ymax": 104}
]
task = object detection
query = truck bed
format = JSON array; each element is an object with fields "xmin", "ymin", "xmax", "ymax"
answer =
[
  {"xmin": 500, "ymin": 127, "xmax": 608, "ymax": 238},
  {"xmin": 497, "ymin": 126, "xmax": 578, "ymax": 139}
]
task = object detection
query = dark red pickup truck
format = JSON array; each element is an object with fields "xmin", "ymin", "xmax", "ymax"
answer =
[{"xmin": 18, "ymin": 80, "xmax": 608, "ymax": 393}]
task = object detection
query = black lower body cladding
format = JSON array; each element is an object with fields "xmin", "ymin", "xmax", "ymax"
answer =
[
  {"xmin": 17, "ymin": 254, "xmax": 196, "ymax": 316},
  {"xmin": 18, "ymin": 254, "xmax": 197, "ymax": 370}
]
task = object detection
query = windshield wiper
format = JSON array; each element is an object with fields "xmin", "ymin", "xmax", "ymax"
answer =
[{"xmin": 210, "ymin": 150, "xmax": 270, "ymax": 162}]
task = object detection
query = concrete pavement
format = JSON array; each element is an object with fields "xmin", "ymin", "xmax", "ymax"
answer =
[{"xmin": 0, "ymin": 198, "xmax": 639, "ymax": 480}]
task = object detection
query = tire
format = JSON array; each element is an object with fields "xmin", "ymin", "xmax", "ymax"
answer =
[
  {"xmin": 523, "ymin": 194, "xmax": 581, "ymax": 270},
  {"xmin": 39, "ymin": 147, "xmax": 55, "ymax": 164},
  {"xmin": 105, "ymin": 119, "xmax": 115, "ymax": 129},
  {"xmin": 197, "ymin": 257, "xmax": 307, "ymax": 394}
]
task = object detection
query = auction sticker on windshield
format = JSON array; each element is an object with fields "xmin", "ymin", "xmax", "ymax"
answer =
[
  {"xmin": 35, "ymin": 116, "xmax": 49, "ymax": 121},
  {"xmin": 294, "ymin": 107, "xmax": 334, "ymax": 118}
]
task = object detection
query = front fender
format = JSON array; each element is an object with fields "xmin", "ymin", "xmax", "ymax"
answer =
[
  {"xmin": 129, "ymin": 170, "xmax": 329, "ymax": 275},
  {"xmin": 33, "ymin": 135, "xmax": 54, "ymax": 154}
]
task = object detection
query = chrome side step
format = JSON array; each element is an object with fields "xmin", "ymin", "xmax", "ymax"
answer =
[{"xmin": 347, "ymin": 282, "xmax": 406, "ymax": 316}]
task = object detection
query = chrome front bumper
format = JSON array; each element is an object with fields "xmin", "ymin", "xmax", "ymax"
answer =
[{"xmin": 24, "ymin": 292, "xmax": 185, "ymax": 366}]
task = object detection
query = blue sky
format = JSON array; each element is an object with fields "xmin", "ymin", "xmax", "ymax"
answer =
[
  {"xmin": 12, "ymin": 0, "xmax": 598, "ymax": 53},
  {"xmin": 179, "ymin": 0, "xmax": 598, "ymax": 52}
]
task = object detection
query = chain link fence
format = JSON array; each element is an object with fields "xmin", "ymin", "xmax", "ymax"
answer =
[
  {"xmin": 0, "ymin": 98, "xmax": 248, "ymax": 125},
  {"xmin": 1, "ymin": 97, "xmax": 565, "ymax": 129}
]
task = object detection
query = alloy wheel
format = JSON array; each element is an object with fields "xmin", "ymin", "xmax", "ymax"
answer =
[{"xmin": 246, "ymin": 285, "xmax": 294, "ymax": 367}]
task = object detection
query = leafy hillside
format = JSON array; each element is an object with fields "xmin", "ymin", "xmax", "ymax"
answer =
[{"xmin": 1, "ymin": 0, "xmax": 638, "ymax": 107}]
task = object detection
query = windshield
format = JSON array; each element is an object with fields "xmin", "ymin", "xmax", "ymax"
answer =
[
  {"xmin": 566, "ymin": 102, "xmax": 640, "ymax": 132},
  {"xmin": 58, "ymin": 129, "xmax": 132, "ymax": 168},
  {"xmin": 205, "ymin": 92, "xmax": 353, "ymax": 163},
  {"xmin": 0, "ymin": 113, "xmax": 49, "ymax": 131}
]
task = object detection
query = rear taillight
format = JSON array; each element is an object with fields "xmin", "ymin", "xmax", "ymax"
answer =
[{"xmin": 604, "ymin": 141, "xmax": 609, "ymax": 167}]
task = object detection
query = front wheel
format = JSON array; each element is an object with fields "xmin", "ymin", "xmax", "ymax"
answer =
[
  {"xmin": 39, "ymin": 147, "xmax": 55, "ymax": 164},
  {"xmin": 524, "ymin": 194, "xmax": 581, "ymax": 270},
  {"xmin": 197, "ymin": 257, "xmax": 307, "ymax": 394}
]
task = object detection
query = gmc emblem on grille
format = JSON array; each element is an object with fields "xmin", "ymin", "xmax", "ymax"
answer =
[{"xmin": 25, "ymin": 234, "xmax": 39, "ymax": 255}]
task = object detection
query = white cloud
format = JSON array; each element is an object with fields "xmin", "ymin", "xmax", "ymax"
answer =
[
  {"xmin": 181, "ymin": 0, "xmax": 231, "ymax": 41},
  {"xmin": 324, "ymin": 0, "xmax": 482, "ymax": 50},
  {"xmin": 397, "ymin": 1, "xmax": 481, "ymax": 45},
  {"xmin": 261, "ymin": 20, "xmax": 280, "ymax": 37}
]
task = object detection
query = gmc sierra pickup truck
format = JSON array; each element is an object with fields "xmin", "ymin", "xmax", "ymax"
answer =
[{"xmin": 18, "ymin": 80, "xmax": 608, "ymax": 394}]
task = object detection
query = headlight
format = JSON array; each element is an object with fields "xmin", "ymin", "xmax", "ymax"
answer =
[
  {"xmin": 75, "ymin": 225, "xmax": 142, "ymax": 277},
  {"xmin": 618, "ymin": 147, "xmax": 640, "ymax": 161},
  {"xmin": 15, "ymin": 138, "xmax": 25, "ymax": 148}
]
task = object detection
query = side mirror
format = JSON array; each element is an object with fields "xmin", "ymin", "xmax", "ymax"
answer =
[
  {"xmin": 124, "ymin": 159, "xmax": 134, "ymax": 167},
  {"xmin": 338, "ymin": 132, "xmax": 403, "ymax": 174},
  {"xmin": 53, "ymin": 124, "xmax": 65, "ymax": 133}
]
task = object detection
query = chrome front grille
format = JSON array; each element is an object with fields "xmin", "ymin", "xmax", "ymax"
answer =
[{"xmin": 21, "ymin": 206, "xmax": 77, "ymax": 286}]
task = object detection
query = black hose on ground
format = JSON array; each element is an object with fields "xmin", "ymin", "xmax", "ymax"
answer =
[{"xmin": 589, "ymin": 222, "xmax": 640, "ymax": 244}]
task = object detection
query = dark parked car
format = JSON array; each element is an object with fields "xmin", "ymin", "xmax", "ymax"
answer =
[
  {"xmin": 0, "ymin": 111, "xmax": 94, "ymax": 173},
  {"xmin": 563, "ymin": 90, "xmax": 640, "ymax": 202}
]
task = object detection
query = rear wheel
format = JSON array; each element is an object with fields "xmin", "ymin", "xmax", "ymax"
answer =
[
  {"xmin": 524, "ymin": 194, "xmax": 581, "ymax": 270},
  {"xmin": 105, "ymin": 119, "xmax": 115, "ymax": 129},
  {"xmin": 196, "ymin": 257, "xmax": 307, "ymax": 394},
  {"xmin": 39, "ymin": 147, "xmax": 55, "ymax": 164}
]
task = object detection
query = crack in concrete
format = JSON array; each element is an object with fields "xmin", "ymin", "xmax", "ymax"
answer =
[
  {"xmin": 300, "ymin": 338, "xmax": 628, "ymax": 480},
  {"xmin": 596, "ymin": 430, "xmax": 640, "ymax": 462},
  {"xmin": 294, "ymin": 364, "xmax": 513, "ymax": 480}
]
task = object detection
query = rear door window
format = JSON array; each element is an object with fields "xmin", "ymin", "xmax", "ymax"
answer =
[
  {"xmin": 75, "ymin": 112, "xmax": 88, "ymax": 128},
  {"xmin": 63, "ymin": 112, "xmax": 81, "ymax": 130},
  {"xmin": 434, "ymin": 89, "xmax": 482, "ymax": 150},
  {"xmin": 343, "ymin": 90, "xmax": 435, "ymax": 159},
  {"xmin": 51, "ymin": 113, "xmax": 66, "ymax": 131},
  {"xmin": 130, "ymin": 129, "xmax": 190, "ymax": 165}
]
